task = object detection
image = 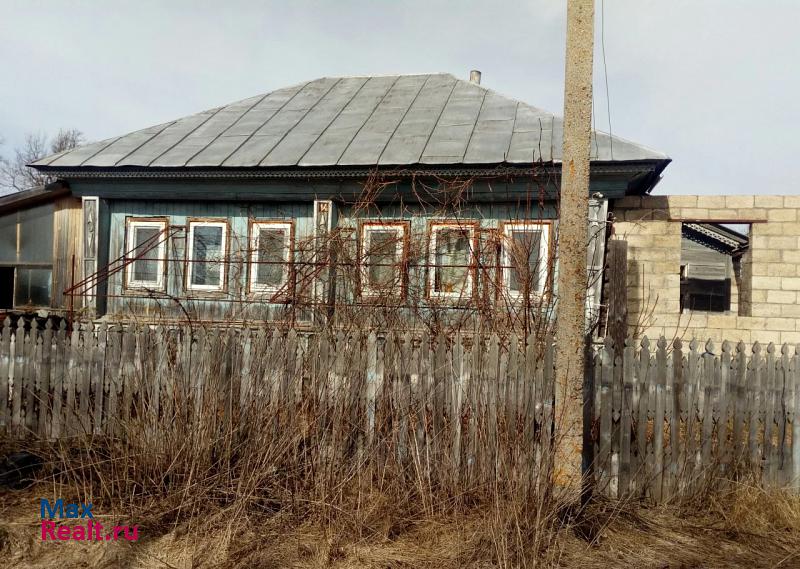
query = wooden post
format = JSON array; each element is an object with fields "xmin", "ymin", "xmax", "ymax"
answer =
[
  {"xmin": 606, "ymin": 240, "xmax": 628, "ymax": 352},
  {"xmin": 554, "ymin": 0, "xmax": 596, "ymax": 488}
]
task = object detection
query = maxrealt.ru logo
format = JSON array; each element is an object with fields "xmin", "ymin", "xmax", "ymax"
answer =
[{"xmin": 40, "ymin": 499, "xmax": 138, "ymax": 542}]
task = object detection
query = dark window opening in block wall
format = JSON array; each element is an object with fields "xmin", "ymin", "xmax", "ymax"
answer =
[{"xmin": 680, "ymin": 276, "xmax": 731, "ymax": 313}]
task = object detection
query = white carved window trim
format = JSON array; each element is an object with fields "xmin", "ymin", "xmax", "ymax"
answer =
[
  {"xmin": 501, "ymin": 221, "xmax": 550, "ymax": 299},
  {"xmin": 360, "ymin": 222, "xmax": 408, "ymax": 299},
  {"xmin": 125, "ymin": 218, "xmax": 168, "ymax": 290},
  {"xmin": 249, "ymin": 220, "xmax": 293, "ymax": 295},
  {"xmin": 186, "ymin": 220, "xmax": 228, "ymax": 292}
]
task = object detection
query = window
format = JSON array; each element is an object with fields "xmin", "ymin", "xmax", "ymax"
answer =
[
  {"xmin": 680, "ymin": 267, "xmax": 731, "ymax": 313},
  {"xmin": 428, "ymin": 222, "xmax": 477, "ymax": 299},
  {"xmin": 250, "ymin": 221, "xmax": 292, "ymax": 295},
  {"xmin": 502, "ymin": 222, "xmax": 550, "ymax": 298},
  {"xmin": 125, "ymin": 218, "xmax": 167, "ymax": 290},
  {"xmin": 186, "ymin": 220, "xmax": 227, "ymax": 292},
  {"xmin": 15, "ymin": 268, "xmax": 52, "ymax": 307},
  {"xmin": 0, "ymin": 204, "xmax": 54, "ymax": 308},
  {"xmin": 360, "ymin": 222, "xmax": 408, "ymax": 298}
]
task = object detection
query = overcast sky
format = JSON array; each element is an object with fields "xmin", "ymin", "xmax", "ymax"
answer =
[{"xmin": 1, "ymin": 1, "xmax": 798, "ymax": 196}]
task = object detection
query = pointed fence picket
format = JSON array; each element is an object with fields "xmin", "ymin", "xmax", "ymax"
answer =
[
  {"xmin": 0, "ymin": 318, "xmax": 797, "ymax": 500},
  {"xmin": 593, "ymin": 335, "xmax": 800, "ymax": 501}
]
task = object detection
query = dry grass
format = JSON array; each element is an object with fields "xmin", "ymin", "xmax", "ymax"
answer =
[{"xmin": 2, "ymin": 441, "xmax": 799, "ymax": 568}]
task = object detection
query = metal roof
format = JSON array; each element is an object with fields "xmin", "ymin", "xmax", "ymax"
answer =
[
  {"xmin": 31, "ymin": 73, "xmax": 668, "ymax": 170},
  {"xmin": 683, "ymin": 223, "xmax": 749, "ymax": 255},
  {"xmin": 0, "ymin": 185, "xmax": 71, "ymax": 215}
]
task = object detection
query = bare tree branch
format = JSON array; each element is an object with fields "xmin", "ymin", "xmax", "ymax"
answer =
[{"xmin": 0, "ymin": 128, "xmax": 84, "ymax": 192}]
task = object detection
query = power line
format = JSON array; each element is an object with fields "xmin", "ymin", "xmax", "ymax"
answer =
[{"xmin": 600, "ymin": 0, "xmax": 613, "ymax": 159}]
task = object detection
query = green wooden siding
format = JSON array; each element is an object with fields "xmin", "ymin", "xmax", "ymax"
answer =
[{"xmin": 103, "ymin": 197, "xmax": 559, "ymax": 321}]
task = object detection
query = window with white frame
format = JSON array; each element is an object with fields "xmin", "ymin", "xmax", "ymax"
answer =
[
  {"xmin": 428, "ymin": 222, "xmax": 476, "ymax": 299},
  {"xmin": 250, "ymin": 221, "xmax": 292, "ymax": 294},
  {"xmin": 125, "ymin": 218, "xmax": 167, "ymax": 290},
  {"xmin": 502, "ymin": 222, "xmax": 550, "ymax": 297},
  {"xmin": 186, "ymin": 220, "xmax": 227, "ymax": 291},
  {"xmin": 360, "ymin": 223, "xmax": 407, "ymax": 298}
]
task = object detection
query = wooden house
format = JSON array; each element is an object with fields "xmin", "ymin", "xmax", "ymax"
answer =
[{"xmin": 27, "ymin": 72, "xmax": 670, "ymax": 326}]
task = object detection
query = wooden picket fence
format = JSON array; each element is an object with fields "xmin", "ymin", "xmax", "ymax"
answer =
[
  {"xmin": 593, "ymin": 336, "xmax": 800, "ymax": 501},
  {"xmin": 1, "ymin": 317, "xmax": 797, "ymax": 500},
  {"xmin": 0, "ymin": 318, "xmax": 556, "ymax": 491}
]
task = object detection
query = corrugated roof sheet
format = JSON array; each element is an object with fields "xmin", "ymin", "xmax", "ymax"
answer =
[{"xmin": 31, "ymin": 73, "xmax": 668, "ymax": 170}]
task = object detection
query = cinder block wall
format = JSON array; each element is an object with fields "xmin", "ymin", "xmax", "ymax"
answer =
[{"xmin": 612, "ymin": 195, "xmax": 800, "ymax": 346}]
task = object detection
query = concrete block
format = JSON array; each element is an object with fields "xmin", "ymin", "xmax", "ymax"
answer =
[
  {"xmin": 751, "ymin": 249, "xmax": 782, "ymax": 262},
  {"xmin": 752, "ymin": 276, "xmax": 781, "ymax": 290},
  {"xmin": 767, "ymin": 263, "xmax": 797, "ymax": 277},
  {"xmin": 770, "ymin": 317, "xmax": 798, "ymax": 331},
  {"xmin": 653, "ymin": 235, "xmax": 679, "ymax": 248},
  {"xmin": 621, "ymin": 234, "xmax": 654, "ymax": 248},
  {"xmin": 781, "ymin": 277, "xmax": 800, "ymax": 290},
  {"xmin": 768, "ymin": 236, "xmax": 798, "ymax": 249},
  {"xmin": 736, "ymin": 208, "xmax": 767, "ymax": 219},
  {"xmin": 706, "ymin": 314, "xmax": 739, "ymax": 329},
  {"xmin": 780, "ymin": 303, "xmax": 800, "ymax": 318},
  {"xmin": 784, "ymin": 196, "xmax": 800, "ymax": 208},
  {"xmin": 679, "ymin": 208, "xmax": 709, "ymax": 219},
  {"xmin": 696, "ymin": 196, "xmax": 725, "ymax": 208},
  {"xmin": 667, "ymin": 196, "xmax": 697, "ymax": 208},
  {"xmin": 767, "ymin": 290, "xmax": 797, "ymax": 303},
  {"xmin": 753, "ymin": 331, "xmax": 783, "ymax": 346},
  {"xmin": 780, "ymin": 331, "xmax": 800, "ymax": 345},
  {"xmin": 742, "ymin": 316, "xmax": 769, "ymax": 330},
  {"xmin": 751, "ymin": 302, "xmax": 783, "ymax": 317},
  {"xmin": 756, "ymin": 196, "xmax": 785, "ymax": 208},
  {"xmin": 682, "ymin": 312, "xmax": 708, "ymax": 327},
  {"xmin": 782, "ymin": 222, "xmax": 800, "ymax": 236},
  {"xmin": 725, "ymin": 196, "xmax": 755, "ymax": 209},
  {"xmin": 756, "ymin": 223, "xmax": 787, "ymax": 236},
  {"xmin": 768, "ymin": 208, "xmax": 798, "ymax": 222}
]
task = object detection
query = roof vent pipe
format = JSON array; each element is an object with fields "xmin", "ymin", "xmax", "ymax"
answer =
[{"xmin": 469, "ymin": 70, "xmax": 482, "ymax": 84}]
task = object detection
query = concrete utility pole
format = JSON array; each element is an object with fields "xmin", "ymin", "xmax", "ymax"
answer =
[{"xmin": 554, "ymin": 0, "xmax": 595, "ymax": 487}]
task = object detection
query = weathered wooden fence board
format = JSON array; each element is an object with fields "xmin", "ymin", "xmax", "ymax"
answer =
[
  {"xmin": 594, "ymin": 336, "xmax": 800, "ymax": 501},
  {"xmin": 1, "ymin": 319, "xmax": 797, "ymax": 500}
]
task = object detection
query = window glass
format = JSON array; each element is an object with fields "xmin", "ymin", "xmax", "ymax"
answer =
[
  {"xmin": 255, "ymin": 227, "xmax": 288, "ymax": 288},
  {"xmin": 18, "ymin": 204, "xmax": 53, "ymax": 263},
  {"xmin": 132, "ymin": 226, "xmax": 161, "ymax": 283},
  {"xmin": 190, "ymin": 224, "xmax": 224, "ymax": 288},
  {"xmin": 508, "ymin": 229, "xmax": 543, "ymax": 292},
  {"xmin": 14, "ymin": 268, "xmax": 52, "ymax": 307},
  {"xmin": 434, "ymin": 227, "xmax": 471, "ymax": 295},
  {"xmin": 0, "ymin": 214, "xmax": 17, "ymax": 264},
  {"xmin": 366, "ymin": 230, "xmax": 401, "ymax": 289}
]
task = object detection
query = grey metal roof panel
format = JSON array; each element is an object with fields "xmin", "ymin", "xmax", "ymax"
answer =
[
  {"xmin": 31, "ymin": 73, "xmax": 669, "ymax": 171},
  {"xmin": 338, "ymin": 75, "xmax": 428, "ymax": 165},
  {"xmin": 84, "ymin": 123, "xmax": 173, "ymax": 167},
  {"xmin": 463, "ymin": 92, "xmax": 517, "ymax": 163},
  {"xmin": 262, "ymin": 77, "xmax": 369, "ymax": 166},
  {"xmin": 116, "ymin": 109, "xmax": 221, "ymax": 166},
  {"xmin": 222, "ymin": 79, "xmax": 340, "ymax": 167},
  {"xmin": 46, "ymin": 136, "xmax": 122, "ymax": 167},
  {"xmin": 299, "ymin": 76, "xmax": 398, "ymax": 166},
  {"xmin": 152, "ymin": 95, "xmax": 265, "ymax": 166}
]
